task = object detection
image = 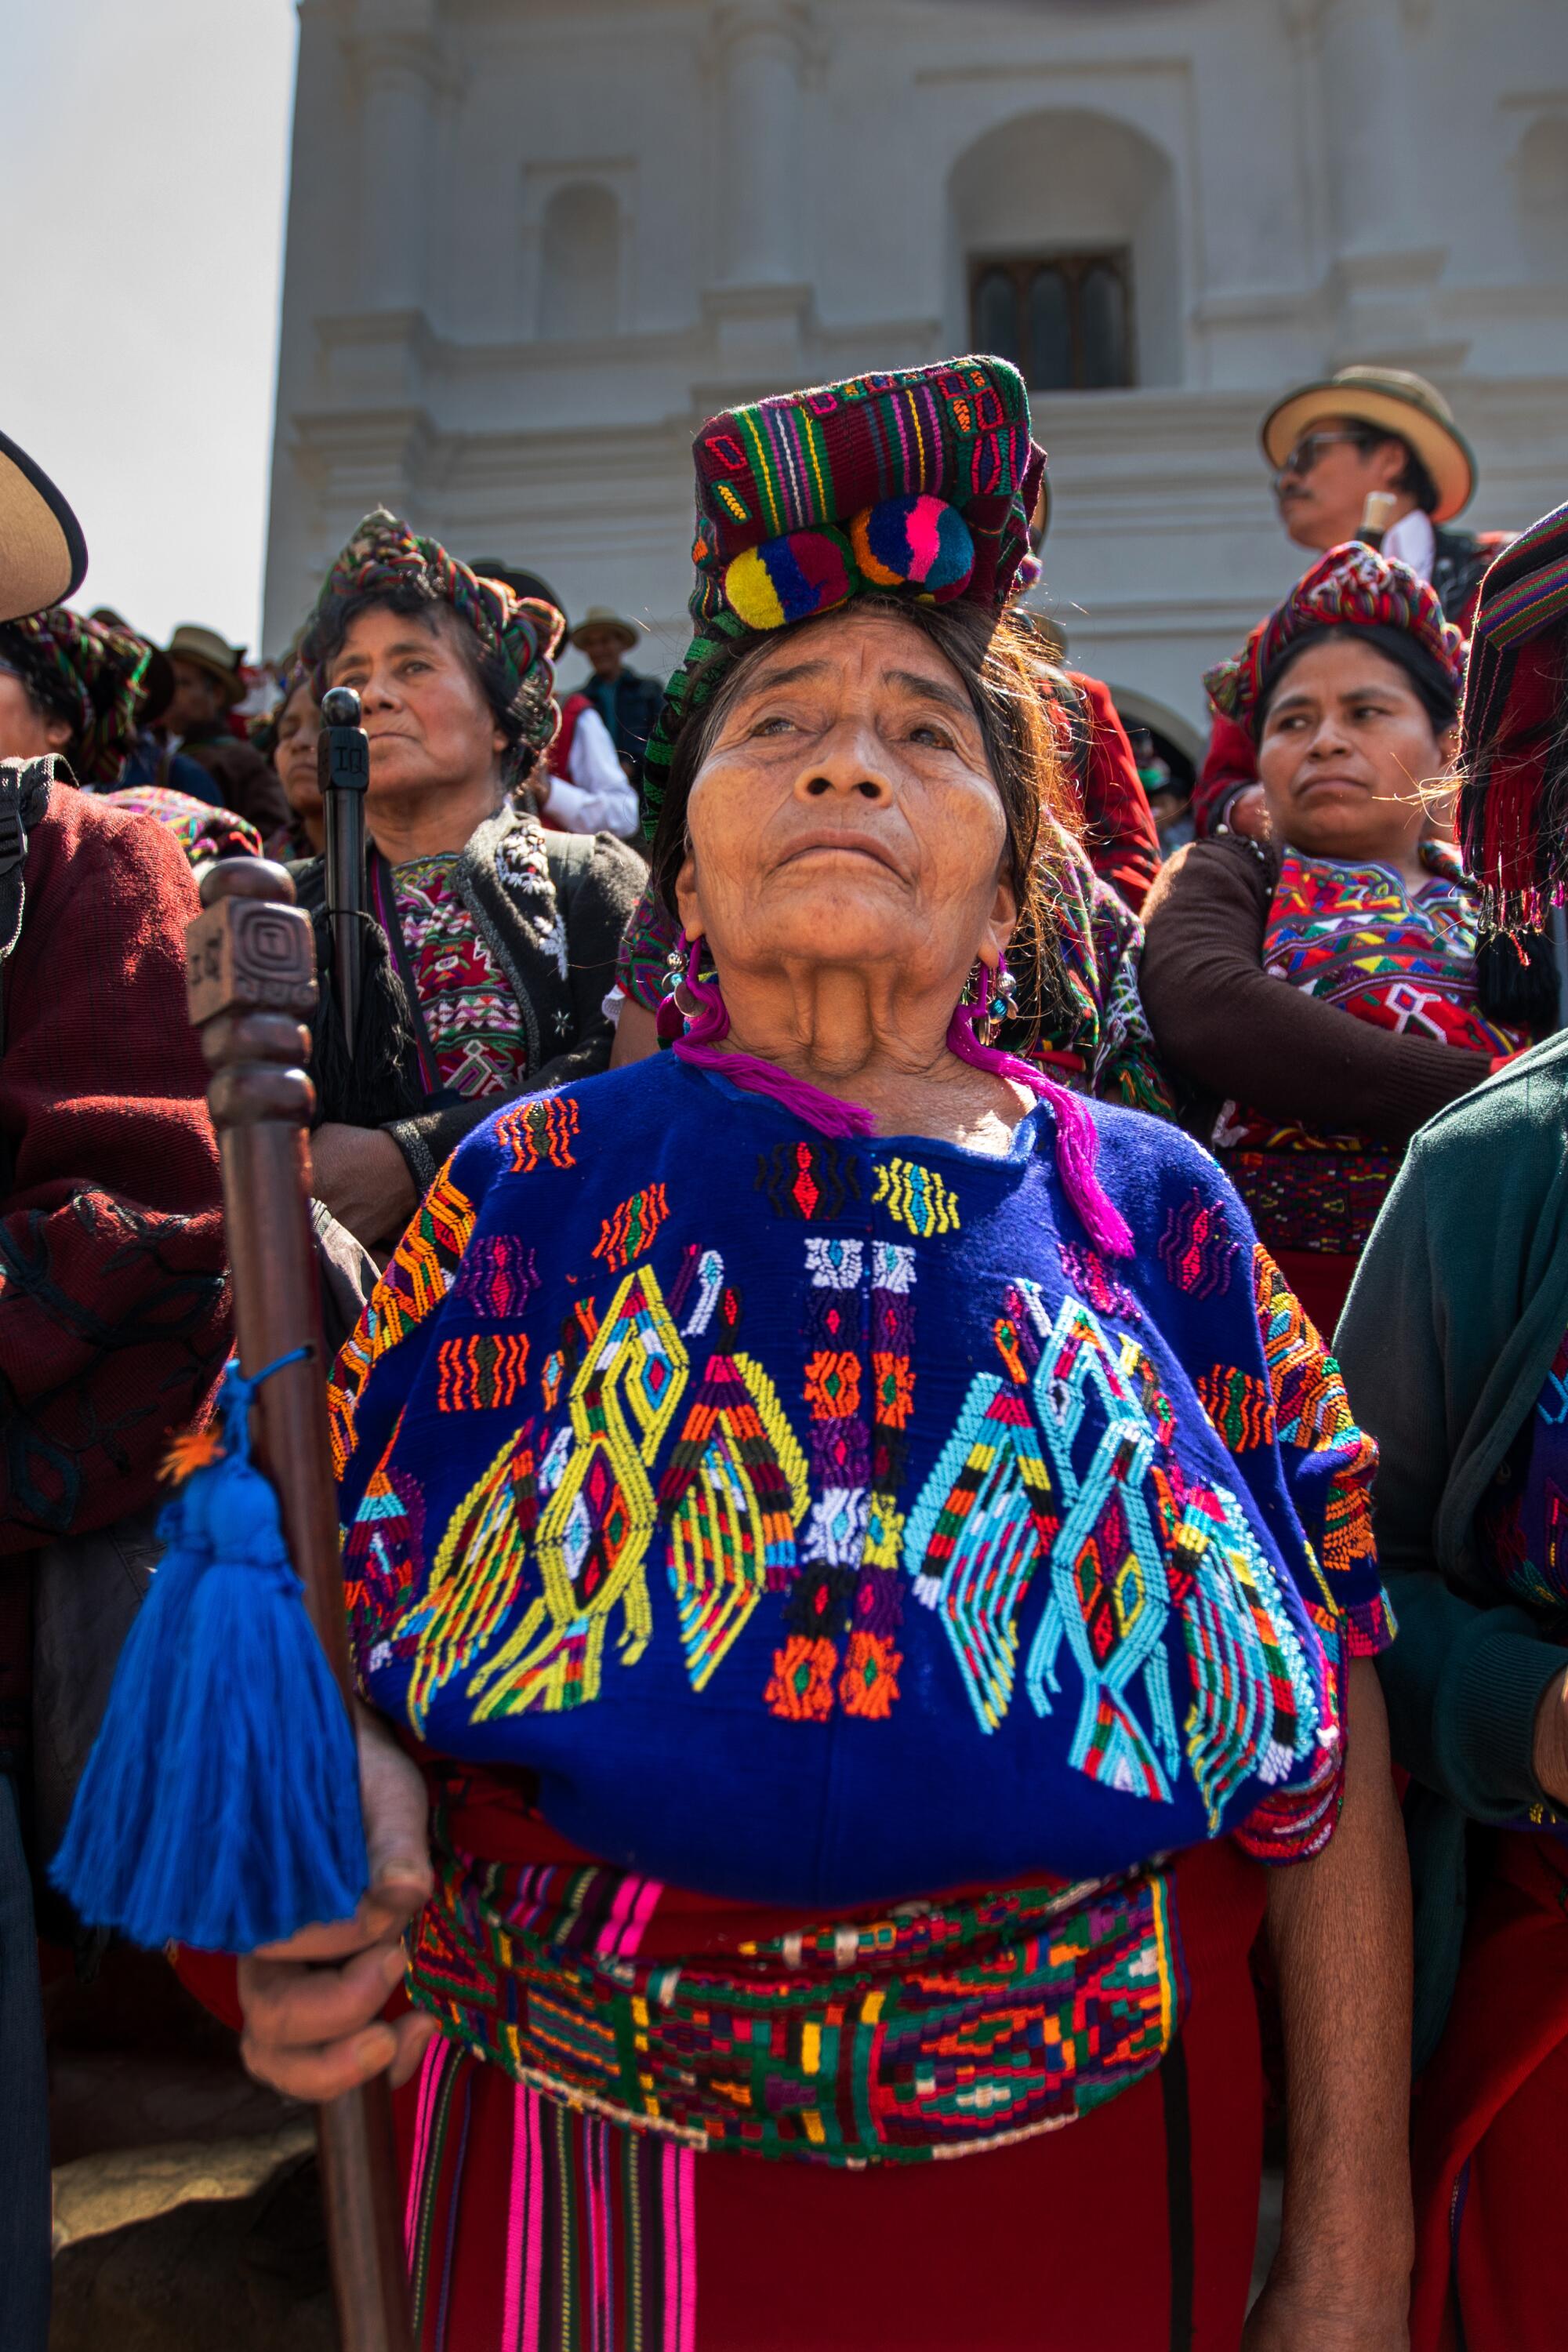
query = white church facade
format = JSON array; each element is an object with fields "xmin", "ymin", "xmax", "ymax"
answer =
[{"xmin": 265, "ymin": 0, "xmax": 1568, "ymax": 749}]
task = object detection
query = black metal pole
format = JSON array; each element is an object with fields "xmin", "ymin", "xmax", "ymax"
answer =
[{"xmin": 319, "ymin": 684, "xmax": 370, "ymax": 1058}]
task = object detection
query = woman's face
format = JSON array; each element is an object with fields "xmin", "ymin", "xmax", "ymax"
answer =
[
  {"xmin": 675, "ymin": 608, "xmax": 1016, "ymax": 996},
  {"xmin": 1256, "ymin": 636, "xmax": 1452, "ymax": 866},
  {"xmin": 0, "ymin": 671, "xmax": 71, "ymax": 763},
  {"xmin": 325, "ymin": 603, "xmax": 507, "ymax": 811},
  {"xmin": 274, "ymin": 681, "xmax": 324, "ymax": 835}
]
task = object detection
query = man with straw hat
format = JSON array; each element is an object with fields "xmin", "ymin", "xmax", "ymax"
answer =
[
  {"xmin": 159, "ymin": 620, "xmax": 289, "ymax": 838},
  {"xmin": 0, "ymin": 434, "xmax": 229, "ymax": 2350},
  {"xmin": 1199, "ymin": 365, "xmax": 1509, "ymax": 840},
  {"xmin": 570, "ymin": 602, "xmax": 665, "ymax": 789}
]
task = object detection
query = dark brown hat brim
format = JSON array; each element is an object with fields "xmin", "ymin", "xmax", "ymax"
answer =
[{"xmin": 0, "ymin": 430, "xmax": 88, "ymax": 623}]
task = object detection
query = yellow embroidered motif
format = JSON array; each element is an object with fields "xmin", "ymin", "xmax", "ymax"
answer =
[
  {"xmin": 404, "ymin": 1423, "xmax": 541, "ymax": 1734},
  {"xmin": 665, "ymin": 1350, "xmax": 809, "ymax": 1692},
  {"xmin": 468, "ymin": 1265, "xmax": 688, "ymax": 1718},
  {"xmin": 872, "ymin": 1157, "xmax": 960, "ymax": 1238}
]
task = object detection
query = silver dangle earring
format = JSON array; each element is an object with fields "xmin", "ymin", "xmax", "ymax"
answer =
[
  {"xmin": 662, "ymin": 940, "xmax": 688, "ymax": 1000},
  {"xmin": 983, "ymin": 960, "xmax": 1019, "ymax": 1042}
]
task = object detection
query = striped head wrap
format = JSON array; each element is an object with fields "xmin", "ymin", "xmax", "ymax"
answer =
[
  {"xmin": 642, "ymin": 355, "xmax": 1047, "ymax": 836},
  {"xmin": 0, "ymin": 606, "xmax": 157, "ymax": 784},
  {"xmin": 1457, "ymin": 499, "xmax": 1568, "ymax": 932},
  {"xmin": 300, "ymin": 510, "xmax": 564, "ymax": 783},
  {"xmin": 1204, "ymin": 543, "xmax": 1465, "ymax": 739}
]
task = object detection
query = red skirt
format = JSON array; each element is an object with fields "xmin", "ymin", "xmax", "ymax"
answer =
[
  {"xmin": 175, "ymin": 1810, "xmax": 1269, "ymax": 2350},
  {"xmin": 391, "ymin": 1835, "xmax": 1265, "ymax": 2352},
  {"xmin": 1270, "ymin": 1246, "xmax": 1358, "ymax": 1341},
  {"xmin": 1410, "ymin": 1834, "xmax": 1568, "ymax": 2352}
]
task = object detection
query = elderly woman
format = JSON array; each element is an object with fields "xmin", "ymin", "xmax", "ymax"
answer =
[
  {"xmin": 241, "ymin": 363, "xmax": 1410, "ymax": 2352},
  {"xmin": 292, "ymin": 517, "xmax": 644, "ymax": 1252},
  {"xmin": 1336, "ymin": 504, "xmax": 1568, "ymax": 2352},
  {"xmin": 1141, "ymin": 546, "xmax": 1547, "ymax": 1333}
]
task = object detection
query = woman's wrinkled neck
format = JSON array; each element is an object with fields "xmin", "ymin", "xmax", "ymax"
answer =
[
  {"xmin": 367, "ymin": 770, "xmax": 506, "ymax": 866},
  {"xmin": 716, "ymin": 955, "xmax": 1023, "ymax": 1142}
]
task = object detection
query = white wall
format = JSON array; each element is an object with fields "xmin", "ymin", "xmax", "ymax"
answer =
[{"xmin": 265, "ymin": 0, "xmax": 1568, "ymax": 732}]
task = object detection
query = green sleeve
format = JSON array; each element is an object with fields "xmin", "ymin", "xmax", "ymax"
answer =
[{"xmin": 1337, "ymin": 1145, "xmax": 1568, "ymax": 1820}]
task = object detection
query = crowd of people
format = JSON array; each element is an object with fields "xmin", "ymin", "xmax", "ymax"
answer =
[{"xmin": 2, "ymin": 344, "xmax": 1567, "ymax": 2352}]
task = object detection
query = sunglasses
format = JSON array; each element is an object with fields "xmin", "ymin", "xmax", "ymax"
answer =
[{"xmin": 1274, "ymin": 430, "xmax": 1373, "ymax": 485}]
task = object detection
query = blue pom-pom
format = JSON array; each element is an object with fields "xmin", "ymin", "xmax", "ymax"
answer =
[{"xmin": 51, "ymin": 1363, "xmax": 368, "ymax": 1954}]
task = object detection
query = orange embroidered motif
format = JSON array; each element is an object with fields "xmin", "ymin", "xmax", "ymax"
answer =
[{"xmin": 804, "ymin": 1350, "xmax": 861, "ymax": 1419}]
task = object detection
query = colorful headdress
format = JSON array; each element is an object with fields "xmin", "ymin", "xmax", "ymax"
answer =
[
  {"xmin": 1457, "ymin": 501, "xmax": 1568, "ymax": 931},
  {"xmin": 641, "ymin": 356, "xmax": 1047, "ymax": 835},
  {"xmin": 1204, "ymin": 543, "xmax": 1465, "ymax": 738},
  {"xmin": 300, "ymin": 510, "xmax": 565, "ymax": 781},
  {"xmin": 0, "ymin": 606, "xmax": 158, "ymax": 783}
]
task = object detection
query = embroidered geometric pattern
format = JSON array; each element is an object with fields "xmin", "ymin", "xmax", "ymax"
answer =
[
  {"xmin": 1158, "ymin": 1190, "xmax": 1239, "ymax": 1299},
  {"xmin": 1196, "ymin": 1366, "xmax": 1276, "ymax": 1453},
  {"xmin": 399, "ymin": 1421, "xmax": 541, "ymax": 1734},
  {"xmin": 1058, "ymin": 1240, "xmax": 1142, "ymax": 1326},
  {"xmin": 466, "ymin": 1266, "xmax": 688, "ymax": 1718},
  {"xmin": 328, "ymin": 1166, "xmax": 475, "ymax": 1475},
  {"xmin": 659, "ymin": 1285, "xmax": 809, "ymax": 1693},
  {"xmin": 453, "ymin": 1233, "xmax": 539, "ymax": 1320},
  {"xmin": 496, "ymin": 1094, "xmax": 580, "ymax": 1175},
  {"xmin": 592, "ymin": 1184, "xmax": 670, "ymax": 1274},
  {"xmin": 409, "ymin": 1812, "xmax": 1187, "ymax": 2167},
  {"xmin": 1252, "ymin": 1247, "xmax": 1356, "ymax": 1450},
  {"xmin": 872, "ymin": 1156, "xmax": 960, "ymax": 1237},
  {"xmin": 756, "ymin": 1140, "xmax": 862, "ymax": 1221},
  {"xmin": 436, "ymin": 1332, "xmax": 530, "ymax": 1412}
]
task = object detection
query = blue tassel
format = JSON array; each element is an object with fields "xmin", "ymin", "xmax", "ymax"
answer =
[{"xmin": 51, "ymin": 1356, "xmax": 369, "ymax": 1953}]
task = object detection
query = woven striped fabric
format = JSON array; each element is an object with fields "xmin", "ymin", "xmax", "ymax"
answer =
[
  {"xmin": 1458, "ymin": 502, "xmax": 1568, "ymax": 929},
  {"xmin": 1204, "ymin": 542, "xmax": 1464, "ymax": 733},
  {"xmin": 641, "ymin": 357, "xmax": 1047, "ymax": 832}
]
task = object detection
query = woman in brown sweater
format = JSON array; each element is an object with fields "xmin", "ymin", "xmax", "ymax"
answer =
[{"xmin": 1142, "ymin": 545, "xmax": 1551, "ymax": 1333}]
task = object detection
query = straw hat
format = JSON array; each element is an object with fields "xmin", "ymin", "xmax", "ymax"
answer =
[
  {"xmin": 569, "ymin": 605, "xmax": 643, "ymax": 652},
  {"xmin": 1260, "ymin": 365, "xmax": 1475, "ymax": 524},
  {"xmin": 0, "ymin": 428, "xmax": 87, "ymax": 623},
  {"xmin": 165, "ymin": 623, "xmax": 248, "ymax": 706}
]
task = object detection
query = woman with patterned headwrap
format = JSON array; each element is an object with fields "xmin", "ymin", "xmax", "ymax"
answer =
[
  {"xmin": 291, "ymin": 514, "xmax": 644, "ymax": 1251},
  {"xmin": 1141, "ymin": 544, "xmax": 1550, "ymax": 1334},
  {"xmin": 1335, "ymin": 504, "xmax": 1568, "ymax": 2352},
  {"xmin": 0, "ymin": 603, "xmax": 263, "ymax": 866},
  {"xmin": 234, "ymin": 361, "xmax": 1410, "ymax": 2352}
]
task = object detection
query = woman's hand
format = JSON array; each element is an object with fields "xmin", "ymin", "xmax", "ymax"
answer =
[
  {"xmin": 1243, "ymin": 2275, "xmax": 1408, "ymax": 2351},
  {"xmin": 238, "ymin": 1705, "xmax": 438, "ymax": 2102},
  {"xmin": 1531, "ymin": 1665, "xmax": 1568, "ymax": 1807},
  {"xmin": 310, "ymin": 1123, "xmax": 419, "ymax": 1250},
  {"xmin": 1223, "ymin": 783, "xmax": 1271, "ymax": 842}
]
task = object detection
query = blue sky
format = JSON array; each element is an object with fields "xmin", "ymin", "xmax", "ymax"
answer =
[{"xmin": 9, "ymin": 2, "xmax": 296, "ymax": 652}]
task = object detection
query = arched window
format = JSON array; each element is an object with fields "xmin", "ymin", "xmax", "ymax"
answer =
[
  {"xmin": 539, "ymin": 182, "xmax": 619, "ymax": 340},
  {"xmin": 949, "ymin": 110, "xmax": 1181, "ymax": 390}
]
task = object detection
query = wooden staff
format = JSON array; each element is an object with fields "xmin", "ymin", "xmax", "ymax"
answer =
[
  {"xmin": 320, "ymin": 684, "xmax": 371, "ymax": 1058},
  {"xmin": 185, "ymin": 855, "xmax": 412, "ymax": 2352}
]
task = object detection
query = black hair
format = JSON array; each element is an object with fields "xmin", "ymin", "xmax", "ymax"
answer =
[
  {"xmin": 1254, "ymin": 623, "xmax": 1459, "ymax": 742},
  {"xmin": 1351, "ymin": 428, "xmax": 1441, "ymax": 518},
  {"xmin": 303, "ymin": 583, "xmax": 545, "ymax": 786}
]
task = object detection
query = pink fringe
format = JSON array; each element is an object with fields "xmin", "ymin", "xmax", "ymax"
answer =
[
  {"xmin": 945, "ymin": 966, "xmax": 1134, "ymax": 1260},
  {"xmin": 669, "ymin": 940, "xmax": 875, "ymax": 1138},
  {"xmin": 667, "ymin": 942, "xmax": 1134, "ymax": 1258}
]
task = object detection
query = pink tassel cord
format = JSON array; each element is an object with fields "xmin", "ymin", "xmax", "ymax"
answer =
[
  {"xmin": 946, "ymin": 964, "xmax": 1134, "ymax": 1261},
  {"xmin": 669, "ymin": 942, "xmax": 1134, "ymax": 1259},
  {"xmin": 669, "ymin": 938, "xmax": 875, "ymax": 1139}
]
